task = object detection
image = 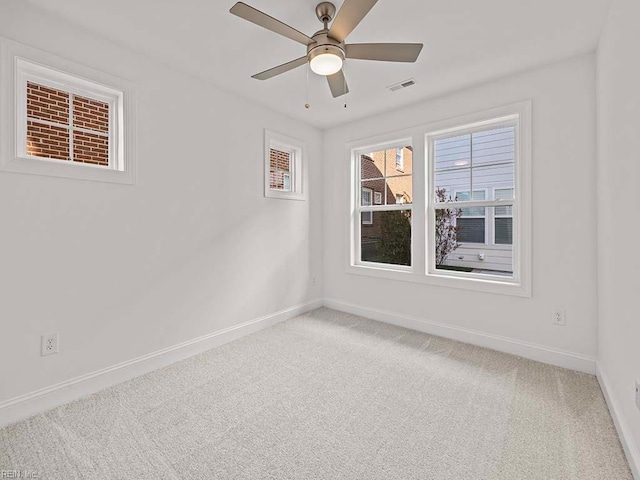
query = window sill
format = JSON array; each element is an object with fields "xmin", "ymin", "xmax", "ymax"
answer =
[
  {"xmin": 1, "ymin": 155, "xmax": 135, "ymax": 185},
  {"xmin": 264, "ymin": 189, "xmax": 306, "ymax": 201},
  {"xmin": 346, "ymin": 263, "xmax": 531, "ymax": 297}
]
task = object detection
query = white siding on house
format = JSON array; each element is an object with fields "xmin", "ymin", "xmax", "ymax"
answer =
[{"xmin": 434, "ymin": 126, "xmax": 515, "ymax": 273}]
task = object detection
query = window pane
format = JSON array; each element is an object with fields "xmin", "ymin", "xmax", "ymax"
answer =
[
  {"xmin": 73, "ymin": 95, "xmax": 109, "ymax": 133},
  {"xmin": 361, "ymin": 179, "xmax": 385, "ymax": 205},
  {"xmin": 27, "ymin": 82, "xmax": 69, "ymax": 125},
  {"xmin": 495, "ymin": 218, "xmax": 513, "ymax": 245},
  {"xmin": 435, "ymin": 169, "xmax": 470, "ymax": 203},
  {"xmin": 457, "ymin": 218, "xmax": 485, "ymax": 243},
  {"xmin": 361, "ymin": 210, "xmax": 411, "ymax": 266},
  {"xmin": 73, "ymin": 130, "xmax": 109, "ymax": 166},
  {"xmin": 361, "ymin": 153, "xmax": 383, "ymax": 179},
  {"xmin": 472, "ymin": 164, "xmax": 514, "ymax": 191},
  {"xmin": 385, "ymin": 176, "xmax": 413, "ymax": 205},
  {"xmin": 435, "ymin": 206, "xmax": 513, "ymax": 276},
  {"xmin": 434, "ymin": 134, "xmax": 471, "ymax": 171},
  {"xmin": 472, "ymin": 126, "xmax": 515, "ymax": 166},
  {"xmin": 26, "ymin": 121, "xmax": 70, "ymax": 161}
]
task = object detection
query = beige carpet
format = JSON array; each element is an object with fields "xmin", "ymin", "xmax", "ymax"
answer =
[{"xmin": 0, "ymin": 308, "xmax": 632, "ymax": 479}]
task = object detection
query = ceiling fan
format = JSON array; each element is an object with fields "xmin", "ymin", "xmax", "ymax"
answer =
[{"xmin": 229, "ymin": 0, "xmax": 423, "ymax": 98}]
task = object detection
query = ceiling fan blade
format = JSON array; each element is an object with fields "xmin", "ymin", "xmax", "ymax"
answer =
[
  {"xmin": 252, "ymin": 57, "xmax": 308, "ymax": 80},
  {"xmin": 328, "ymin": 0, "xmax": 379, "ymax": 42},
  {"xmin": 230, "ymin": 2, "xmax": 315, "ymax": 46},
  {"xmin": 327, "ymin": 70, "xmax": 349, "ymax": 98},
  {"xmin": 346, "ymin": 43, "xmax": 423, "ymax": 62}
]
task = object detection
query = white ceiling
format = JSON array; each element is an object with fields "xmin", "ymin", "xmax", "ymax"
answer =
[{"xmin": 25, "ymin": 0, "xmax": 611, "ymax": 129}]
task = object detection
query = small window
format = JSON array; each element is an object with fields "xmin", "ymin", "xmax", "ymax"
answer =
[
  {"xmin": 24, "ymin": 81, "xmax": 112, "ymax": 167},
  {"xmin": 0, "ymin": 40, "xmax": 135, "ymax": 184},
  {"xmin": 374, "ymin": 192, "xmax": 382, "ymax": 205},
  {"xmin": 395, "ymin": 147, "xmax": 404, "ymax": 171},
  {"xmin": 264, "ymin": 130, "xmax": 305, "ymax": 200}
]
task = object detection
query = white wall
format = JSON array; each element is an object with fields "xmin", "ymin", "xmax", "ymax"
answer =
[
  {"xmin": 0, "ymin": 1, "xmax": 322, "ymax": 408},
  {"xmin": 323, "ymin": 55, "xmax": 598, "ymax": 363},
  {"xmin": 597, "ymin": 0, "xmax": 640, "ymax": 472}
]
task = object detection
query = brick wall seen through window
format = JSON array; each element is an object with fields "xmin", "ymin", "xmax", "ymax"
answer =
[
  {"xmin": 269, "ymin": 148, "xmax": 291, "ymax": 191},
  {"xmin": 26, "ymin": 82, "xmax": 110, "ymax": 166}
]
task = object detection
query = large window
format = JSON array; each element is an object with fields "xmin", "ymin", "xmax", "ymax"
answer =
[
  {"xmin": 355, "ymin": 143, "xmax": 413, "ymax": 268},
  {"xmin": 349, "ymin": 102, "xmax": 531, "ymax": 296}
]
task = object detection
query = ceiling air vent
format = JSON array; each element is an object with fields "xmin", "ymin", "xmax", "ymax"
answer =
[{"xmin": 387, "ymin": 78, "xmax": 416, "ymax": 92}]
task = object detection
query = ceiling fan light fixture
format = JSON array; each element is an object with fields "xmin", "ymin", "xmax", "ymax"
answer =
[
  {"xmin": 308, "ymin": 44, "xmax": 345, "ymax": 76},
  {"xmin": 310, "ymin": 52, "xmax": 343, "ymax": 75}
]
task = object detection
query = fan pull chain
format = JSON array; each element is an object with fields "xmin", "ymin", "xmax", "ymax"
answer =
[
  {"xmin": 343, "ymin": 61, "xmax": 348, "ymax": 109},
  {"xmin": 305, "ymin": 64, "xmax": 311, "ymax": 110}
]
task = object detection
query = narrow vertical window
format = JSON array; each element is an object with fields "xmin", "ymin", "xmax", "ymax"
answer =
[{"xmin": 356, "ymin": 143, "xmax": 413, "ymax": 267}]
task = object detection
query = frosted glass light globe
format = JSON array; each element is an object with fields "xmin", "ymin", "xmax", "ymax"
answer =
[{"xmin": 309, "ymin": 53, "xmax": 343, "ymax": 76}]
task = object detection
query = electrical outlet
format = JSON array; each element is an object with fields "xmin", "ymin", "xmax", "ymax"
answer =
[
  {"xmin": 635, "ymin": 380, "xmax": 640, "ymax": 411},
  {"xmin": 41, "ymin": 333, "xmax": 59, "ymax": 356},
  {"xmin": 552, "ymin": 310, "xmax": 566, "ymax": 326},
  {"xmin": 311, "ymin": 276, "xmax": 317, "ymax": 286}
]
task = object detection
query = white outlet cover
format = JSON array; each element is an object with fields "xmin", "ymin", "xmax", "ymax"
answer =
[
  {"xmin": 41, "ymin": 332, "xmax": 59, "ymax": 356},
  {"xmin": 635, "ymin": 380, "xmax": 640, "ymax": 411}
]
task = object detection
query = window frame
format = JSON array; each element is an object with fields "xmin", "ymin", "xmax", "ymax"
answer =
[
  {"xmin": 0, "ymin": 38, "xmax": 136, "ymax": 185},
  {"xmin": 264, "ymin": 129, "xmax": 306, "ymax": 201},
  {"xmin": 347, "ymin": 101, "xmax": 531, "ymax": 297}
]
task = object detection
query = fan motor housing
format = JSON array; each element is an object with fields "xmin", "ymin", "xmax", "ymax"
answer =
[{"xmin": 307, "ymin": 30, "xmax": 345, "ymax": 62}]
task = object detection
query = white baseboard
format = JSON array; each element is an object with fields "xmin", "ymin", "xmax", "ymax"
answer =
[
  {"xmin": 0, "ymin": 299, "xmax": 322, "ymax": 428},
  {"xmin": 323, "ymin": 298, "xmax": 596, "ymax": 374},
  {"xmin": 597, "ymin": 363, "xmax": 640, "ymax": 480}
]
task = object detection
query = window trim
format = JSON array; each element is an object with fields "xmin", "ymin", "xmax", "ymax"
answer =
[
  {"xmin": 346, "ymin": 101, "xmax": 531, "ymax": 297},
  {"xmin": 264, "ymin": 129, "xmax": 306, "ymax": 201},
  {"xmin": 0, "ymin": 38, "xmax": 136, "ymax": 185}
]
